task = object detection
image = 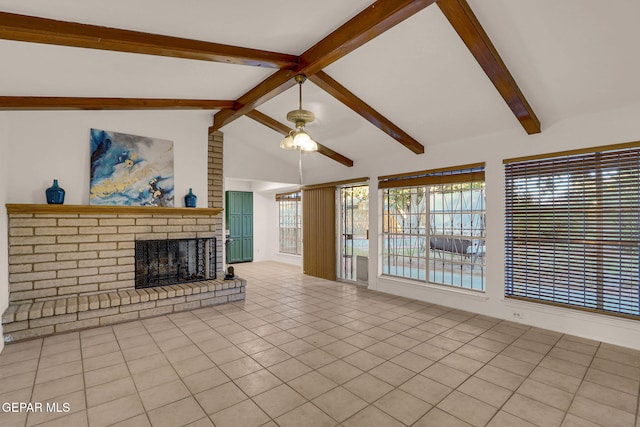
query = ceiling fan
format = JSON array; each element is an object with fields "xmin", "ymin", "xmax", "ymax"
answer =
[{"xmin": 279, "ymin": 74, "xmax": 318, "ymax": 153}]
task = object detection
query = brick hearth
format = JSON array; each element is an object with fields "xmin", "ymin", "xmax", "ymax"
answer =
[{"xmin": 3, "ymin": 278, "xmax": 245, "ymax": 342}]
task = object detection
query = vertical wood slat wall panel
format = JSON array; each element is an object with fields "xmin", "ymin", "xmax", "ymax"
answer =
[{"xmin": 303, "ymin": 187, "xmax": 336, "ymax": 281}]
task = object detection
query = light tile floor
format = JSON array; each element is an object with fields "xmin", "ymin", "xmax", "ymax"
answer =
[{"xmin": 1, "ymin": 261, "xmax": 639, "ymax": 427}]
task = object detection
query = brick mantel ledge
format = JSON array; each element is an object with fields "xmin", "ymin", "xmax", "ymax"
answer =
[{"xmin": 6, "ymin": 204, "xmax": 223, "ymax": 216}]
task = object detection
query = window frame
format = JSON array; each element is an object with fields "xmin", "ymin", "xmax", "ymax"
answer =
[
  {"xmin": 276, "ymin": 192, "xmax": 302, "ymax": 256},
  {"xmin": 379, "ymin": 164, "xmax": 486, "ymax": 291},
  {"xmin": 504, "ymin": 142, "xmax": 640, "ymax": 320}
]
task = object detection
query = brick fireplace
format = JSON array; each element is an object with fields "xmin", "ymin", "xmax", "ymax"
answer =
[
  {"xmin": 2, "ymin": 205, "xmax": 245, "ymax": 342},
  {"xmin": 1, "ymin": 131, "xmax": 246, "ymax": 342}
]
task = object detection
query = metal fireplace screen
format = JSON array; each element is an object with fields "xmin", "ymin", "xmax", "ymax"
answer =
[{"xmin": 135, "ymin": 238, "xmax": 216, "ymax": 288}]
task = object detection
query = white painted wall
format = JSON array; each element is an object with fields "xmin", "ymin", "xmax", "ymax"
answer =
[
  {"xmin": 3, "ymin": 111, "xmax": 211, "ymax": 206},
  {"xmin": 226, "ymin": 101, "xmax": 640, "ymax": 350},
  {"xmin": 0, "ymin": 114, "xmax": 9, "ymax": 353},
  {"xmin": 256, "ymin": 188, "xmax": 302, "ymax": 267},
  {"xmin": 251, "ymin": 191, "xmax": 273, "ymax": 263}
]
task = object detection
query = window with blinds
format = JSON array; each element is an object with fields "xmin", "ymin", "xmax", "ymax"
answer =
[
  {"xmin": 379, "ymin": 163, "xmax": 486, "ymax": 291},
  {"xmin": 276, "ymin": 192, "xmax": 302, "ymax": 255},
  {"xmin": 504, "ymin": 144, "xmax": 640, "ymax": 319}
]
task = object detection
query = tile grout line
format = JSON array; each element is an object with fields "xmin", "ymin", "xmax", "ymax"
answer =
[
  {"xmin": 253, "ymin": 277, "xmax": 503, "ymax": 425},
  {"xmin": 26, "ymin": 338, "xmax": 44, "ymax": 427},
  {"xmin": 484, "ymin": 330, "xmax": 570, "ymax": 427},
  {"xmin": 247, "ymin": 271, "xmax": 497, "ymax": 424},
  {"xmin": 32, "ymin": 333, "xmax": 85, "ymax": 427},
  {"xmin": 159, "ymin": 312, "xmax": 225, "ymax": 426},
  {"xmin": 431, "ymin": 316, "xmax": 521, "ymax": 423},
  {"xmin": 319, "ymin": 311, "xmax": 505, "ymax": 426},
  {"xmin": 78, "ymin": 332, "xmax": 89, "ymax": 427},
  {"xmin": 233, "ymin": 295, "xmax": 343, "ymax": 425},
  {"xmin": 556, "ymin": 339, "xmax": 600, "ymax": 427},
  {"xmin": 232, "ymin": 289, "xmax": 412, "ymax": 425},
  {"xmin": 82, "ymin": 326, "xmax": 136, "ymax": 427},
  {"xmin": 113, "ymin": 320, "xmax": 156, "ymax": 427},
  {"xmin": 174, "ymin": 305, "xmax": 329, "ymax": 425},
  {"xmin": 411, "ymin": 316, "xmax": 532, "ymax": 426},
  {"xmin": 196, "ymin": 300, "xmax": 282, "ymax": 423}
]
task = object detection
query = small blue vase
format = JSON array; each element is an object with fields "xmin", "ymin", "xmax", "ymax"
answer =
[
  {"xmin": 45, "ymin": 179, "xmax": 65, "ymax": 204},
  {"xmin": 184, "ymin": 188, "xmax": 197, "ymax": 208}
]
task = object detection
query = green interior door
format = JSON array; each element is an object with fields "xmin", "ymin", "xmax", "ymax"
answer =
[{"xmin": 225, "ymin": 191, "xmax": 253, "ymax": 263}]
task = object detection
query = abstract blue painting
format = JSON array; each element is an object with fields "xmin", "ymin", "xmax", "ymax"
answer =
[{"xmin": 90, "ymin": 128, "xmax": 174, "ymax": 206}]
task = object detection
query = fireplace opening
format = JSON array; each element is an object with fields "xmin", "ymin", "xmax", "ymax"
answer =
[{"xmin": 135, "ymin": 238, "xmax": 216, "ymax": 288}]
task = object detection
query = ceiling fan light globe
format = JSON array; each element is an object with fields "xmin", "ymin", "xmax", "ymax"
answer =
[
  {"xmin": 301, "ymin": 138, "xmax": 318, "ymax": 152},
  {"xmin": 279, "ymin": 134, "xmax": 296, "ymax": 150},
  {"xmin": 292, "ymin": 130, "xmax": 312, "ymax": 151},
  {"xmin": 293, "ymin": 131, "xmax": 317, "ymax": 152}
]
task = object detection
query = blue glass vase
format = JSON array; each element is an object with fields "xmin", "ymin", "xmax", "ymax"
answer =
[
  {"xmin": 184, "ymin": 188, "xmax": 197, "ymax": 208},
  {"xmin": 45, "ymin": 179, "xmax": 65, "ymax": 204}
]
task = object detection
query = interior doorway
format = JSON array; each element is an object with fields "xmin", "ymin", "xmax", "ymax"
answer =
[{"xmin": 337, "ymin": 184, "xmax": 369, "ymax": 283}]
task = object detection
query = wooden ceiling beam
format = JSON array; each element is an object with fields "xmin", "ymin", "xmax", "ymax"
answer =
[
  {"xmin": 309, "ymin": 71, "xmax": 424, "ymax": 154},
  {"xmin": 211, "ymin": 0, "xmax": 438, "ymax": 132},
  {"xmin": 0, "ymin": 12, "xmax": 298, "ymax": 69},
  {"xmin": 245, "ymin": 109, "xmax": 292, "ymax": 135},
  {"xmin": 211, "ymin": 69, "xmax": 299, "ymax": 132},
  {"xmin": 437, "ymin": 0, "xmax": 540, "ymax": 134},
  {"xmin": 298, "ymin": 0, "xmax": 438, "ymax": 75},
  {"xmin": 0, "ymin": 96, "xmax": 235, "ymax": 110},
  {"xmin": 246, "ymin": 110, "xmax": 354, "ymax": 167}
]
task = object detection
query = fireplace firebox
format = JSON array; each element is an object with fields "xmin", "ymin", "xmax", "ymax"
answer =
[{"xmin": 135, "ymin": 238, "xmax": 216, "ymax": 288}]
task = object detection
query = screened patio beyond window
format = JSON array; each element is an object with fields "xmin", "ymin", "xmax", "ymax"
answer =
[{"xmin": 379, "ymin": 164, "xmax": 486, "ymax": 291}]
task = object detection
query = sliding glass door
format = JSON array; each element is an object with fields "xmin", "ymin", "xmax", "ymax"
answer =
[{"xmin": 337, "ymin": 184, "xmax": 369, "ymax": 283}]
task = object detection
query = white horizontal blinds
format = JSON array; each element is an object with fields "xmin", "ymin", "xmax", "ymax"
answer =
[{"xmin": 505, "ymin": 147, "xmax": 640, "ymax": 319}]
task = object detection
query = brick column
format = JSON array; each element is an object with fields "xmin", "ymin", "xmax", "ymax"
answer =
[
  {"xmin": 208, "ymin": 131, "xmax": 224, "ymax": 270},
  {"xmin": 208, "ymin": 131, "xmax": 223, "ymax": 209}
]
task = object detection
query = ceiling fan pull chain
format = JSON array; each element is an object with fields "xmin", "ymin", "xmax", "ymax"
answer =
[{"xmin": 299, "ymin": 150, "xmax": 304, "ymax": 185}]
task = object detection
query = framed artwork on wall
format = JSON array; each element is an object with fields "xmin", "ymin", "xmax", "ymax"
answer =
[{"xmin": 89, "ymin": 128, "xmax": 174, "ymax": 206}]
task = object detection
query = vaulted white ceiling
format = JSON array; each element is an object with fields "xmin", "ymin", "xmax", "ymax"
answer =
[{"xmin": 1, "ymin": 0, "xmax": 639, "ymax": 178}]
